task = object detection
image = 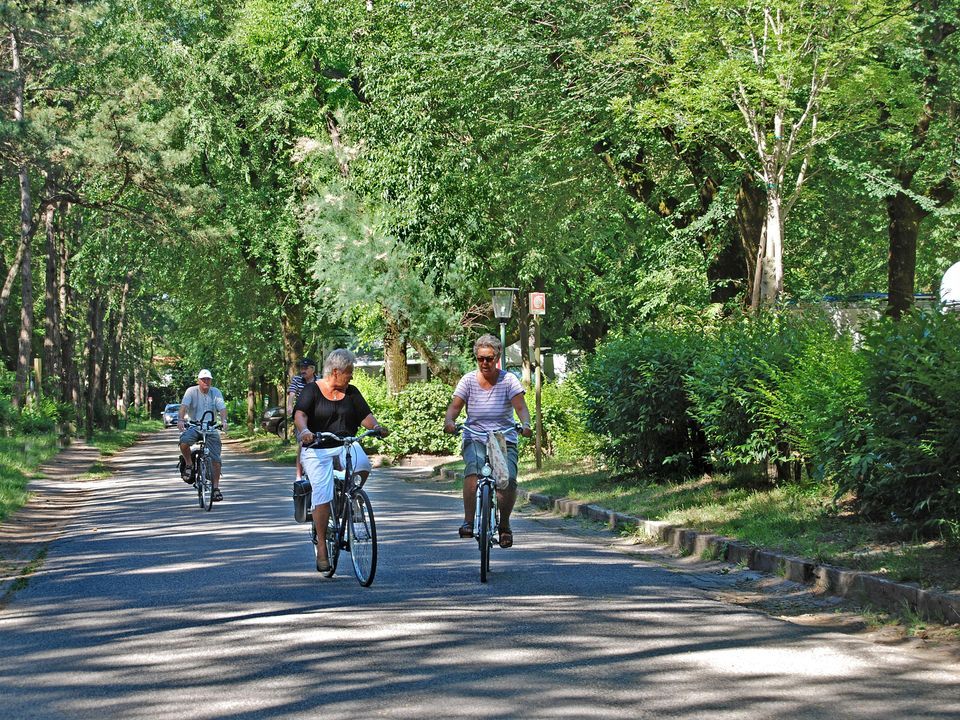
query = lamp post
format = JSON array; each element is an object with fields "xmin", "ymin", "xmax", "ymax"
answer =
[{"xmin": 489, "ymin": 287, "xmax": 519, "ymax": 367}]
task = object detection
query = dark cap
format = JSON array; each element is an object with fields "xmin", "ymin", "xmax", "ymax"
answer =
[{"xmin": 299, "ymin": 357, "xmax": 317, "ymax": 368}]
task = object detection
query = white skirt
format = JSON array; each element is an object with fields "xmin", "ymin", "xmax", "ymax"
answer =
[{"xmin": 301, "ymin": 443, "xmax": 372, "ymax": 507}]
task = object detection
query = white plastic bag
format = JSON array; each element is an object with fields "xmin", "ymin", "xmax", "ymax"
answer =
[{"xmin": 486, "ymin": 431, "xmax": 510, "ymax": 490}]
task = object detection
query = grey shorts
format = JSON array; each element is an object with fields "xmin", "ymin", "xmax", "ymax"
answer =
[
  {"xmin": 179, "ymin": 426, "xmax": 222, "ymax": 463},
  {"xmin": 462, "ymin": 439, "xmax": 518, "ymax": 489}
]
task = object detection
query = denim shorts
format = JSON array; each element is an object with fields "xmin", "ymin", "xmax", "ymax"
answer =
[
  {"xmin": 179, "ymin": 426, "xmax": 222, "ymax": 463},
  {"xmin": 462, "ymin": 439, "xmax": 519, "ymax": 489}
]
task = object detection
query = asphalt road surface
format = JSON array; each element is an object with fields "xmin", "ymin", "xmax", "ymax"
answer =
[{"xmin": 1, "ymin": 432, "xmax": 959, "ymax": 719}]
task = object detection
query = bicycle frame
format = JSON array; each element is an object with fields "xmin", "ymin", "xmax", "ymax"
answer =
[
  {"xmin": 185, "ymin": 410, "xmax": 220, "ymax": 512},
  {"xmin": 456, "ymin": 422, "xmax": 522, "ymax": 582}
]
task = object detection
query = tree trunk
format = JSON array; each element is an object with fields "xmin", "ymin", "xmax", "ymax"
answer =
[
  {"xmin": 84, "ymin": 295, "xmax": 104, "ymax": 440},
  {"xmin": 751, "ymin": 194, "xmax": 785, "ymax": 309},
  {"xmin": 885, "ymin": 191, "xmax": 926, "ymax": 319},
  {"xmin": 247, "ymin": 360, "xmax": 256, "ymax": 433},
  {"xmin": 59, "ymin": 206, "xmax": 77, "ymax": 407},
  {"xmin": 108, "ymin": 271, "xmax": 134, "ymax": 425},
  {"xmin": 734, "ymin": 176, "xmax": 765, "ymax": 304},
  {"xmin": 100, "ymin": 309, "xmax": 115, "ymax": 430},
  {"xmin": 409, "ymin": 337, "xmax": 461, "ymax": 385},
  {"xmin": 42, "ymin": 195, "xmax": 62, "ymax": 389},
  {"xmin": 383, "ymin": 312, "xmax": 408, "ymax": 395},
  {"xmin": 280, "ymin": 304, "xmax": 304, "ymax": 383},
  {"xmin": 10, "ymin": 30, "xmax": 34, "ymax": 408}
]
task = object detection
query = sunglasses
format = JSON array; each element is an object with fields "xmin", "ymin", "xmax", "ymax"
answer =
[{"xmin": 476, "ymin": 354, "xmax": 497, "ymax": 364}]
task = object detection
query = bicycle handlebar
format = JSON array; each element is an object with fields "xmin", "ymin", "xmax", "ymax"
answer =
[
  {"xmin": 453, "ymin": 422, "xmax": 524, "ymax": 437},
  {"xmin": 301, "ymin": 427, "xmax": 384, "ymax": 448}
]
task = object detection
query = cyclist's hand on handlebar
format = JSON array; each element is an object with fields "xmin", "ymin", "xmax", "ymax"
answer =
[
  {"xmin": 373, "ymin": 424, "xmax": 390, "ymax": 439},
  {"xmin": 520, "ymin": 423, "xmax": 533, "ymax": 438},
  {"xmin": 443, "ymin": 419, "xmax": 457, "ymax": 434}
]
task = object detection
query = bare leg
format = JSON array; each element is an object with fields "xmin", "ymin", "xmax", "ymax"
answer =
[
  {"xmin": 312, "ymin": 502, "xmax": 331, "ymax": 568},
  {"xmin": 213, "ymin": 461, "xmax": 221, "ymax": 488},
  {"xmin": 462, "ymin": 474, "xmax": 478, "ymax": 525},
  {"xmin": 179, "ymin": 442, "xmax": 193, "ymax": 469},
  {"xmin": 497, "ymin": 486, "xmax": 517, "ymax": 531},
  {"xmin": 296, "ymin": 445, "xmax": 302, "ymax": 480}
]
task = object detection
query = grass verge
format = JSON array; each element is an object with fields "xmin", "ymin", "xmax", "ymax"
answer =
[
  {"xmin": 0, "ymin": 434, "xmax": 60, "ymax": 525},
  {"xmin": 0, "ymin": 420, "xmax": 161, "ymax": 524},
  {"xmin": 515, "ymin": 457, "xmax": 960, "ymax": 594},
  {"xmin": 230, "ymin": 429, "xmax": 298, "ymax": 466}
]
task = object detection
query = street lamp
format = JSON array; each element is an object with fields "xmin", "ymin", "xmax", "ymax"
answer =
[{"xmin": 489, "ymin": 287, "xmax": 519, "ymax": 366}]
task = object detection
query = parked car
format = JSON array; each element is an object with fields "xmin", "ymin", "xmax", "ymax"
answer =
[
  {"xmin": 162, "ymin": 403, "xmax": 181, "ymax": 427},
  {"xmin": 260, "ymin": 406, "xmax": 287, "ymax": 436}
]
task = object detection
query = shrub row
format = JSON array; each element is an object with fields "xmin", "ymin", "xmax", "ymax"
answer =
[
  {"xmin": 350, "ymin": 371, "xmax": 593, "ymax": 462},
  {"xmin": 577, "ymin": 309, "xmax": 960, "ymax": 538}
]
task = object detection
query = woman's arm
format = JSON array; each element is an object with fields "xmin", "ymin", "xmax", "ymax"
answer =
[
  {"xmin": 443, "ymin": 395, "xmax": 466, "ymax": 433},
  {"xmin": 360, "ymin": 413, "xmax": 390, "ymax": 437},
  {"xmin": 511, "ymin": 393, "xmax": 533, "ymax": 438}
]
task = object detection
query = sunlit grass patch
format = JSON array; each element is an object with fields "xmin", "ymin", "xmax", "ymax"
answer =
[{"xmin": 0, "ymin": 434, "xmax": 59, "ymax": 524}]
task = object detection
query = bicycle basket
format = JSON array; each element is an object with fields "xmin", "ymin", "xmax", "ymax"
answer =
[{"xmin": 486, "ymin": 431, "xmax": 510, "ymax": 490}]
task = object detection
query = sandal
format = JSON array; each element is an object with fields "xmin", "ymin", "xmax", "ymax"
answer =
[
  {"xmin": 458, "ymin": 522, "xmax": 474, "ymax": 538},
  {"xmin": 316, "ymin": 553, "xmax": 331, "ymax": 573},
  {"xmin": 212, "ymin": 489, "xmax": 223, "ymax": 502},
  {"xmin": 499, "ymin": 528, "xmax": 513, "ymax": 548}
]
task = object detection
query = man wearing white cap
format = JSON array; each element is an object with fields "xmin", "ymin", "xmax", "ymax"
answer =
[{"xmin": 178, "ymin": 369, "xmax": 228, "ymax": 501}]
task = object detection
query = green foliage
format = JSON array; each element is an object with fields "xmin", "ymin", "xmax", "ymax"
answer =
[
  {"xmin": 349, "ymin": 373, "xmax": 459, "ymax": 458},
  {"xmin": 536, "ymin": 377, "xmax": 600, "ymax": 461},
  {"xmin": 857, "ymin": 310, "xmax": 960, "ymax": 537},
  {"xmin": 577, "ymin": 329, "xmax": 709, "ymax": 475},
  {"xmin": 686, "ymin": 312, "xmax": 806, "ymax": 469},
  {"xmin": 754, "ymin": 316, "xmax": 873, "ymax": 486}
]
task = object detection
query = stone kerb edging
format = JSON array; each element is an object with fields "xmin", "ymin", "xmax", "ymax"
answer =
[{"xmin": 437, "ymin": 467, "xmax": 960, "ymax": 624}]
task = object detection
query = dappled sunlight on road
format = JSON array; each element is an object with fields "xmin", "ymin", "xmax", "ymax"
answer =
[{"xmin": 1, "ymin": 433, "xmax": 958, "ymax": 719}]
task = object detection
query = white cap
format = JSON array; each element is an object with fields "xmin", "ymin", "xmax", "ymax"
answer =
[{"xmin": 197, "ymin": 369, "xmax": 213, "ymax": 380}]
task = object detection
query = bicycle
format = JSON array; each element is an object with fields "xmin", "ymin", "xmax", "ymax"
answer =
[
  {"xmin": 455, "ymin": 422, "xmax": 522, "ymax": 583},
  {"xmin": 182, "ymin": 410, "xmax": 221, "ymax": 512},
  {"xmin": 302, "ymin": 428, "xmax": 382, "ymax": 586}
]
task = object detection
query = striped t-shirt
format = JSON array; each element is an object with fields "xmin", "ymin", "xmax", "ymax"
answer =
[
  {"xmin": 288, "ymin": 374, "xmax": 306, "ymax": 399},
  {"xmin": 454, "ymin": 370, "xmax": 525, "ymax": 444}
]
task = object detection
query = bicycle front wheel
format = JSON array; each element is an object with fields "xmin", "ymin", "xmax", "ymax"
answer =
[
  {"xmin": 478, "ymin": 483, "xmax": 493, "ymax": 583},
  {"xmin": 197, "ymin": 459, "xmax": 213, "ymax": 511},
  {"xmin": 348, "ymin": 488, "xmax": 377, "ymax": 587},
  {"xmin": 323, "ymin": 496, "xmax": 341, "ymax": 578}
]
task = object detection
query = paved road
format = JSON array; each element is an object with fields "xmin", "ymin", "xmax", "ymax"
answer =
[{"xmin": 1, "ymin": 432, "xmax": 959, "ymax": 719}]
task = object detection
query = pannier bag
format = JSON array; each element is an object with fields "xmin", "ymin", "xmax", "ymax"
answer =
[{"xmin": 293, "ymin": 478, "xmax": 312, "ymax": 523}]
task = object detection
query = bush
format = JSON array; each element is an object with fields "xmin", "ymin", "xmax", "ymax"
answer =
[
  {"xmin": 577, "ymin": 328, "xmax": 709, "ymax": 475},
  {"xmin": 535, "ymin": 376, "xmax": 600, "ymax": 460},
  {"xmin": 350, "ymin": 373, "xmax": 459, "ymax": 458},
  {"xmin": 857, "ymin": 310, "xmax": 960, "ymax": 536},
  {"xmin": 754, "ymin": 318, "xmax": 873, "ymax": 487},
  {"xmin": 686, "ymin": 311, "xmax": 809, "ymax": 472}
]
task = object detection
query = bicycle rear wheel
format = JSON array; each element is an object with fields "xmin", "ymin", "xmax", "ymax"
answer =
[
  {"xmin": 323, "ymin": 494, "xmax": 341, "ymax": 578},
  {"xmin": 478, "ymin": 483, "xmax": 493, "ymax": 583},
  {"xmin": 348, "ymin": 488, "xmax": 377, "ymax": 587}
]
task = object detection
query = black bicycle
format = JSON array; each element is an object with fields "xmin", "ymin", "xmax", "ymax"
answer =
[
  {"xmin": 456, "ymin": 423, "xmax": 522, "ymax": 582},
  {"xmin": 183, "ymin": 410, "xmax": 221, "ymax": 512},
  {"xmin": 303, "ymin": 429, "xmax": 382, "ymax": 586}
]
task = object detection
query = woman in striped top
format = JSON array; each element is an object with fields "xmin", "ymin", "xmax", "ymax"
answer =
[{"xmin": 444, "ymin": 334, "xmax": 532, "ymax": 548}]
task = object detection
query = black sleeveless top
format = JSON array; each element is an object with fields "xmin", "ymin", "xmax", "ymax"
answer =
[{"xmin": 294, "ymin": 381, "xmax": 372, "ymax": 447}]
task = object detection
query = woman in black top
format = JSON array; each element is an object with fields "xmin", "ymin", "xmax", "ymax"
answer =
[{"xmin": 294, "ymin": 349, "xmax": 389, "ymax": 572}]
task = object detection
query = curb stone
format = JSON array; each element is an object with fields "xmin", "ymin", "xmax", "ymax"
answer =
[{"xmin": 437, "ymin": 467, "xmax": 960, "ymax": 624}]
